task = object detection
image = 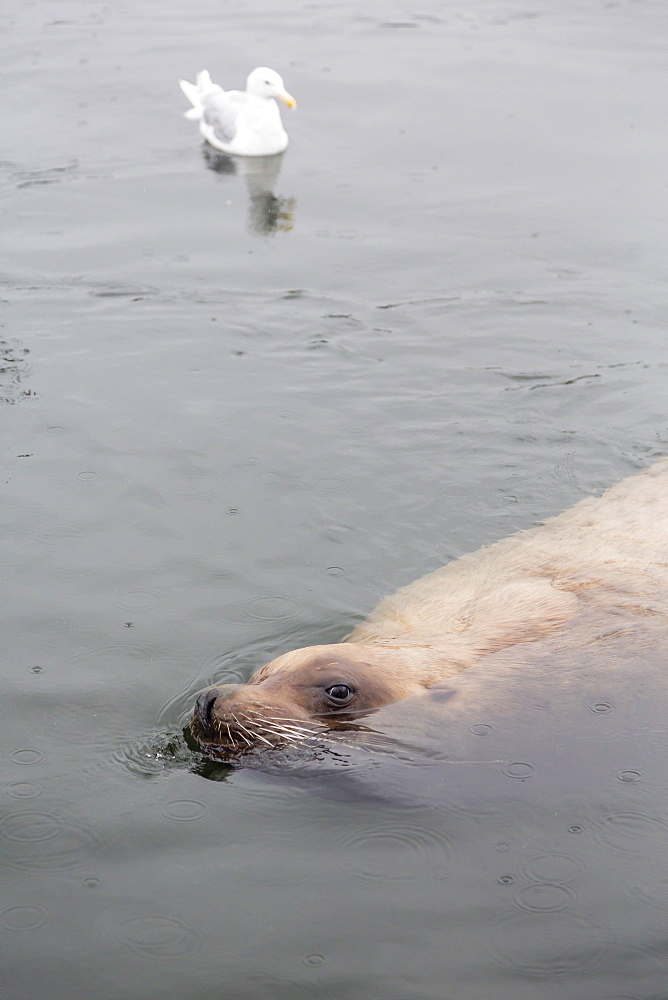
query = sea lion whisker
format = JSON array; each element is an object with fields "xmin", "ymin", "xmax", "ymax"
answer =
[
  {"xmin": 263, "ymin": 718, "xmax": 321, "ymax": 731},
  {"xmin": 214, "ymin": 719, "xmax": 237, "ymax": 750},
  {"xmin": 236, "ymin": 712, "xmax": 267, "ymax": 730},
  {"xmin": 234, "ymin": 720, "xmax": 260, "ymax": 743},
  {"xmin": 262, "ymin": 719, "xmax": 324, "ymax": 733},
  {"xmin": 261, "ymin": 717, "xmax": 322, "ymax": 735},
  {"xmin": 266, "ymin": 725, "xmax": 311, "ymax": 742},
  {"xmin": 235, "ymin": 716, "xmax": 275, "ymax": 747},
  {"xmin": 237, "ymin": 712, "xmax": 285, "ymax": 735},
  {"xmin": 229, "ymin": 715, "xmax": 254, "ymax": 746},
  {"xmin": 228, "ymin": 710, "xmax": 317, "ymax": 746},
  {"xmin": 254, "ymin": 711, "xmax": 320, "ymax": 726},
  {"xmin": 247, "ymin": 720, "xmax": 306, "ymax": 742},
  {"xmin": 249, "ymin": 731, "xmax": 275, "ymax": 747},
  {"xmin": 267, "ymin": 726, "xmax": 318, "ymax": 742},
  {"xmin": 242, "ymin": 716, "xmax": 288, "ymax": 733}
]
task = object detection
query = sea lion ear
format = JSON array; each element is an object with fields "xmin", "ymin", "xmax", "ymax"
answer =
[{"xmin": 426, "ymin": 684, "xmax": 457, "ymax": 704}]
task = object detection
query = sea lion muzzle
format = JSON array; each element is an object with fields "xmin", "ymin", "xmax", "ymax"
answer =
[{"xmin": 193, "ymin": 686, "xmax": 241, "ymax": 738}]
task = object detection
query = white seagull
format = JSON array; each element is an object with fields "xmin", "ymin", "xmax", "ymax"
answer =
[{"xmin": 179, "ymin": 66, "xmax": 296, "ymax": 156}]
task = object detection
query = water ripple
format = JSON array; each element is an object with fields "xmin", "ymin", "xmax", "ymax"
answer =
[
  {"xmin": 172, "ymin": 471, "xmax": 218, "ymax": 498},
  {"xmin": 209, "ymin": 595, "xmax": 305, "ymax": 629},
  {"xmin": 112, "ymin": 731, "xmax": 194, "ymax": 779},
  {"xmin": 0, "ymin": 809, "xmax": 103, "ymax": 871},
  {"xmin": 72, "ymin": 639, "xmax": 160, "ymax": 663},
  {"xmin": 313, "ymin": 477, "xmax": 346, "ymax": 492},
  {"xmin": 4, "ymin": 781, "xmax": 42, "ymax": 799},
  {"xmin": 521, "ymin": 852, "xmax": 585, "ymax": 884},
  {"xmin": 514, "ymin": 883, "xmax": 576, "ymax": 913},
  {"xmin": 301, "ymin": 953, "xmax": 327, "ymax": 967},
  {"xmin": 592, "ymin": 810, "xmax": 668, "ymax": 855},
  {"xmin": 46, "ymin": 685, "xmax": 145, "ymax": 748},
  {"xmin": 501, "ymin": 761, "xmax": 535, "ymax": 779},
  {"xmin": 161, "ymin": 799, "xmax": 208, "ymax": 822},
  {"xmin": 0, "ymin": 905, "xmax": 48, "ymax": 931},
  {"xmin": 117, "ymin": 915, "xmax": 202, "ymax": 958},
  {"xmin": 193, "ymin": 652, "xmax": 250, "ymax": 685},
  {"xmin": 114, "ymin": 590, "xmax": 162, "ymax": 612},
  {"xmin": 628, "ymin": 859, "xmax": 668, "ymax": 911},
  {"xmin": 32, "ymin": 523, "xmax": 86, "ymax": 545},
  {"xmin": 488, "ymin": 912, "xmax": 607, "ymax": 978},
  {"xmin": 9, "ymin": 749, "xmax": 43, "ymax": 766},
  {"xmin": 337, "ymin": 820, "xmax": 458, "ymax": 881},
  {"xmin": 239, "ymin": 976, "xmax": 320, "ymax": 999},
  {"xmin": 244, "ymin": 595, "xmax": 303, "ymax": 622}
]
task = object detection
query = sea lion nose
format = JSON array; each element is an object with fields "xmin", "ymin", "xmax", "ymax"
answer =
[{"xmin": 193, "ymin": 684, "xmax": 243, "ymax": 733}]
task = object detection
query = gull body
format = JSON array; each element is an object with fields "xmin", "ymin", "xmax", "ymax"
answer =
[{"xmin": 179, "ymin": 66, "xmax": 296, "ymax": 156}]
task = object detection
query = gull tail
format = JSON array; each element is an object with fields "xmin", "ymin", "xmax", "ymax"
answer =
[{"xmin": 178, "ymin": 70, "xmax": 218, "ymax": 120}]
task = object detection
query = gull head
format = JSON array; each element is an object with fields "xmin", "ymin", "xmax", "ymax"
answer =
[{"xmin": 246, "ymin": 67, "xmax": 296, "ymax": 108}]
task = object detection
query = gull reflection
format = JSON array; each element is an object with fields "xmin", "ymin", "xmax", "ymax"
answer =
[{"xmin": 202, "ymin": 147, "xmax": 296, "ymax": 235}]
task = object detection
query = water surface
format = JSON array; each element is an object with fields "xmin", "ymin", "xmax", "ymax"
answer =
[{"xmin": 3, "ymin": 0, "xmax": 668, "ymax": 997}]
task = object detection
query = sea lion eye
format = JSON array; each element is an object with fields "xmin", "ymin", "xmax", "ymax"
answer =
[{"xmin": 326, "ymin": 684, "xmax": 353, "ymax": 704}]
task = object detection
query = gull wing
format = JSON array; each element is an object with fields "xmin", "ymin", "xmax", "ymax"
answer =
[{"xmin": 202, "ymin": 89, "xmax": 246, "ymax": 145}]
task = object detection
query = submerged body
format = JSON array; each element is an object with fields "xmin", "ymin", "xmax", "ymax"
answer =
[
  {"xmin": 179, "ymin": 66, "xmax": 295, "ymax": 156},
  {"xmin": 191, "ymin": 458, "xmax": 668, "ymax": 756}
]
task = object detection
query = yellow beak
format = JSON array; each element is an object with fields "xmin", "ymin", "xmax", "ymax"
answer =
[{"xmin": 278, "ymin": 91, "xmax": 296, "ymax": 109}]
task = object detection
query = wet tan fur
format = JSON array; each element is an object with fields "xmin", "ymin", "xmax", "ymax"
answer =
[{"xmin": 193, "ymin": 459, "xmax": 668, "ymax": 748}]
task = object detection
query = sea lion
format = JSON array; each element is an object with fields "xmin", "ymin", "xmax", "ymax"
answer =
[{"xmin": 190, "ymin": 458, "xmax": 668, "ymax": 757}]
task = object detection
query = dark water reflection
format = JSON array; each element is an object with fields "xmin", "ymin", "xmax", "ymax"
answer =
[
  {"xmin": 203, "ymin": 148, "xmax": 296, "ymax": 235},
  {"xmin": 3, "ymin": 0, "xmax": 668, "ymax": 996},
  {"xmin": 0, "ymin": 339, "xmax": 33, "ymax": 405}
]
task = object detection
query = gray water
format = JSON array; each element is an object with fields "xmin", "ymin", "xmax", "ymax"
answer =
[{"xmin": 3, "ymin": 0, "xmax": 668, "ymax": 997}]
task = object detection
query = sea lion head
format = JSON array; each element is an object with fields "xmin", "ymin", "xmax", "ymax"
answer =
[{"xmin": 190, "ymin": 643, "xmax": 437, "ymax": 756}]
